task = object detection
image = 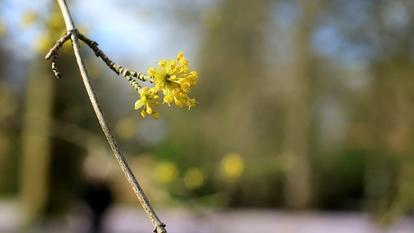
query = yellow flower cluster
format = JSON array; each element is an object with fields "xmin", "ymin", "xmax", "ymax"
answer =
[
  {"xmin": 135, "ymin": 87, "xmax": 160, "ymax": 118},
  {"xmin": 134, "ymin": 52, "xmax": 198, "ymax": 118}
]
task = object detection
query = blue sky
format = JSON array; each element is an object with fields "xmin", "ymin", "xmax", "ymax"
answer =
[{"xmin": 0, "ymin": 0, "xmax": 206, "ymax": 69}]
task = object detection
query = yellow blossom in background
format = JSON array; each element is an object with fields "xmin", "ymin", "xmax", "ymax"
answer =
[
  {"xmin": 35, "ymin": 33, "xmax": 51, "ymax": 53},
  {"xmin": 21, "ymin": 11, "xmax": 38, "ymax": 28},
  {"xmin": 48, "ymin": 10, "xmax": 64, "ymax": 31},
  {"xmin": 135, "ymin": 87, "xmax": 160, "ymax": 118},
  {"xmin": 0, "ymin": 21, "xmax": 6, "ymax": 37},
  {"xmin": 153, "ymin": 161, "xmax": 178, "ymax": 184},
  {"xmin": 32, "ymin": 8, "xmax": 65, "ymax": 54},
  {"xmin": 183, "ymin": 167, "xmax": 204, "ymax": 190},
  {"xmin": 115, "ymin": 117, "xmax": 137, "ymax": 139},
  {"xmin": 220, "ymin": 152, "xmax": 245, "ymax": 182},
  {"xmin": 147, "ymin": 52, "xmax": 198, "ymax": 109}
]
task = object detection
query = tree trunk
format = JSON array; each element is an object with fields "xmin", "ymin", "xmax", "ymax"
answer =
[{"xmin": 282, "ymin": 0, "xmax": 318, "ymax": 209}]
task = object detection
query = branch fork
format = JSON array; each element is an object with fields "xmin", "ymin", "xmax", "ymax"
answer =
[
  {"xmin": 45, "ymin": 29, "xmax": 149, "ymax": 92},
  {"xmin": 45, "ymin": 1, "xmax": 167, "ymax": 232}
]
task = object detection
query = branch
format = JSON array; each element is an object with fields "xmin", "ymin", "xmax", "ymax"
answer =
[
  {"xmin": 77, "ymin": 33, "xmax": 150, "ymax": 91},
  {"xmin": 45, "ymin": 31, "xmax": 71, "ymax": 79},
  {"xmin": 49, "ymin": 1, "xmax": 167, "ymax": 232}
]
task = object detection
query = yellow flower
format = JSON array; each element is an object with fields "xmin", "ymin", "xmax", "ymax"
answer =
[
  {"xmin": 21, "ymin": 11, "xmax": 38, "ymax": 28},
  {"xmin": 115, "ymin": 117, "xmax": 137, "ymax": 139},
  {"xmin": 147, "ymin": 52, "xmax": 198, "ymax": 109},
  {"xmin": 220, "ymin": 153, "xmax": 245, "ymax": 182},
  {"xmin": 0, "ymin": 21, "xmax": 6, "ymax": 37},
  {"xmin": 154, "ymin": 161, "xmax": 178, "ymax": 184},
  {"xmin": 183, "ymin": 167, "xmax": 204, "ymax": 190},
  {"xmin": 134, "ymin": 87, "xmax": 160, "ymax": 118},
  {"xmin": 133, "ymin": 52, "xmax": 198, "ymax": 118}
]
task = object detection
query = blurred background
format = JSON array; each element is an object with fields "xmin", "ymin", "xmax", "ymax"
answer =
[{"xmin": 1, "ymin": 0, "xmax": 414, "ymax": 232}]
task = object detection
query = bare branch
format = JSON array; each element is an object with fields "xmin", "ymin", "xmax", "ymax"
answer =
[
  {"xmin": 44, "ymin": 32, "xmax": 71, "ymax": 79},
  {"xmin": 48, "ymin": 0, "xmax": 168, "ymax": 232},
  {"xmin": 77, "ymin": 32, "xmax": 151, "ymax": 91}
]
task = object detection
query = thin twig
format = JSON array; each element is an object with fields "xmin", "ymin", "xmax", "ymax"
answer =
[
  {"xmin": 77, "ymin": 33, "xmax": 151, "ymax": 91},
  {"xmin": 44, "ymin": 32, "xmax": 71, "ymax": 60},
  {"xmin": 51, "ymin": 1, "xmax": 167, "ymax": 232},
  {"xmin": 45, "ymin": 31, "xmax": 71, "ymax": 78}
]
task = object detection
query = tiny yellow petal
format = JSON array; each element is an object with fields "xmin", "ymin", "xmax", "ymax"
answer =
[
  {"xmin": 159, "ymin": 60, "xmax": 167, "ymax": 67},
  {"xmin": 134, "ymin": 99, "xmax": 145, "ymax": 110},
  {"xmin": 147, "ymin": 67, "xmax": 156, "ymax": 76},
  {"xmin": 181, "ymin": 59, "xmax": 189, "ymax": 66},
  {"xmin": 187, "ymin": 98, "xmax": 197, "ymax": 109},
  {"xmin": 169, "ymin": 75, "xmax": 177, "ymax": 81},
  {"xmin": 163, "ymin": 95, "xmax": 173, "ymax": 105},
  {"xmin": 180, "ymin": 80, "xmax": 191, "ymax": 90},
  {"xmin": 177, "ymin": 51, "xmax": 184, "ymax": 60},
  {"xmin": 174, "ymin": 98, "xmax": 185, "ymax": 108},
  {"xmin": 191, "ymin": 71, "xmax": 198, "ymax": 78},
  {"xmin": 152, "ymin": 112, "xmax": 160, "ymax": 119},
  {"xmin": 146, "ymin": 105, "xmax": 153, "ymax": 115}
]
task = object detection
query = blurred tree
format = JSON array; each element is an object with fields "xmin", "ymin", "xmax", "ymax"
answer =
[
  {"xmin": 196, "ymin": 0, "xmax": 273, "ymax": 206},
  {"xmin": 0, "ymin": 20, "xmax": 18, "ymax": 194},
  {"xmin": 368, "ymin": 39, "xmax": 414, "ymax": 222},
  {"xmin": 19, "ymin": 5, "xmax": 62, "ymax": 223},
  {"xmin": 330, "ymin": 0, "xmax": 414, "ymax": 220},
  {"xmin": 20, "ymin": 3, "xmax": 91, "ymax": 224},
  {"xmin": 280, "ymin": 0, "xmax": 320, "ymax": 209}
]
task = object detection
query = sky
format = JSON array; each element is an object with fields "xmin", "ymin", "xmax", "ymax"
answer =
[{"xmin": 0, "ymin": 0, "xmax": 206, "ymax": 68}]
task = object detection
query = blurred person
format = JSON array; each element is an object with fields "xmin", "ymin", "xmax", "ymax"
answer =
[
  {"xmin": 82, "ymin": 154, "xmax": 114, "ymax": 233},
  {"xmin": 83, "ymin": 178, "xmax": 113, "ymax": 233}
]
